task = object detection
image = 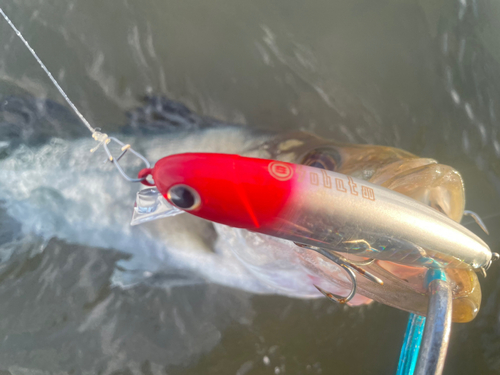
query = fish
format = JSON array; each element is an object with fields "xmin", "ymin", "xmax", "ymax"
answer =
[{"xmin": 0, "ymin": 95, "xmax": 485, "ymax": 323}]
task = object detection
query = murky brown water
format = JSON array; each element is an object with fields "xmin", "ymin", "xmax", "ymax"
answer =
[{"xmin": 1, "ymin": 0, "xmax": 500, "ymax": 374}]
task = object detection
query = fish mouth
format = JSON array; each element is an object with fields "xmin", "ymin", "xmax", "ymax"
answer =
[
  {"xmin": 269, "ymin": 135, "xmax": 474, "ymax": 314},
  {"xmin": 368, "ymin": 158, "xmax": 465, "ymax": 222}
]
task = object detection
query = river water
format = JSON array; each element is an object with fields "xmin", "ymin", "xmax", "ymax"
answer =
[{"xmin": 1, "ymin": 0, "xmax": 500, "ymax": 374}]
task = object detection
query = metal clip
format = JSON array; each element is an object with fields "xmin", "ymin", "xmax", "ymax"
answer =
[{"xmin": 92, "ymin": 133, "xmax": 151, "ymax": 183}]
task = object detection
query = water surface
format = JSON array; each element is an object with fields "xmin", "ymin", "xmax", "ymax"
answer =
[{"xmin": 1, "ymin": 0, "xmax": 500, "ymax": 374}]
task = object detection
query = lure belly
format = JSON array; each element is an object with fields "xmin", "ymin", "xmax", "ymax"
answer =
[{"xmin": 148, "ymin": 153, "xmax": 491, "ymax": 270}]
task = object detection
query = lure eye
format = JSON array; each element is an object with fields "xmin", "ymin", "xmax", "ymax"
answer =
[{"xmin": 167, "ymin": 184, "xmax": 201, "ymax": 210}]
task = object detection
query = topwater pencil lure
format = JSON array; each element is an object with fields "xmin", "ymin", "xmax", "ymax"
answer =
[
  {"xmin": 133, "ymin": 153, "xmax": 498, "ymax": 304},
  {"xmin": 2, "ymin": 7, "xmax": 497, "ymax": 308}
]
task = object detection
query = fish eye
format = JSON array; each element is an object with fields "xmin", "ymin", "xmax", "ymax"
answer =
[
  {"xmin": 167, "ymin": 184, "xmax": 201, "ymax": 210},
  {"xmin": 300, "ymin": 148, "xmax": 341, "ymax": 171}
]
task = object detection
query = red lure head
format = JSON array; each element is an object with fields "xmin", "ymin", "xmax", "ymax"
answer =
[{"xmin": 148, "ymin": 153, "xmax": 294, "ymax": 230}]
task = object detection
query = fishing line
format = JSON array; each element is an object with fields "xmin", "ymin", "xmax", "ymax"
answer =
[
  {"xmin": 0, "ymin": 7, "xmax": 151, "ymax": 182},
  {"xmin": 0, "ymin": 8, "xmax": 96, "ymax": 135}
]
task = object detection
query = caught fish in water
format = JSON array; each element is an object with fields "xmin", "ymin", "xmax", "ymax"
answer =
[
  {"xmin": 0, "ymin": 7, "xmax": 492, "ymax": 329},
  {"xmin": 0, "ymin": 94, "xmax": 488, "ymax": 323}
]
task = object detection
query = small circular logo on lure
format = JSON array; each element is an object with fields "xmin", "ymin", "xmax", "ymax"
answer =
[{"xmin": 268, "ymin": 161, "xmax": 294, "ymax": 181}]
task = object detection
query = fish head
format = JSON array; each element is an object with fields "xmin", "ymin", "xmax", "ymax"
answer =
[
  {"xmin": 328, "ymin": 144, "xmax": 465, "ymax": 222},
  {"xmin": 237, "ymin": 131, "xmax": 480, "ymax": 322},
  {"xmin": 260, "ymin": 132, "xmax": 465, "ymax": 222}
]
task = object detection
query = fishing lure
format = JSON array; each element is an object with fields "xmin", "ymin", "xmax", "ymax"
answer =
[{"xmin": 134, "ymin": 152, "xmax": 497, "ymax": 306}]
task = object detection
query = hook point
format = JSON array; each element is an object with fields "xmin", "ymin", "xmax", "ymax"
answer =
[{"xmin": 464, "ymin": 210, "xmax": 489, "ymax": 235}]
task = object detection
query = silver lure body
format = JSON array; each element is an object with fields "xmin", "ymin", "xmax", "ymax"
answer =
[{"xmin": 255, "ymin": 165, "xmax": 492, "ymax": 269}]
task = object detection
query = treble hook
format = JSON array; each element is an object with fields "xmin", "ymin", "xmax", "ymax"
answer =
[
  {"xmin": 463, "ymin": 210, "xmax": 489, "ymax": 235},
  {"xmin": 314, "ymin": 268, "xmax": 357, "ymax": 304},
  {"xmin": 478, "ymin": 252, "xmax": 500, "ymax": 277},
  {"xmin": 295, "ymin": 243, "xmax": 383, "ymax": 304}
]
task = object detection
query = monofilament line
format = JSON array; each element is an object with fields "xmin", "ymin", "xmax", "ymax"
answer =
[
  {"xmin": 0, "ymin": 7, "xmax": 96, "ymax": 135},
  {"xmin": 0, "ymin": 7, "xmax": 151, "ymax": 182}
]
